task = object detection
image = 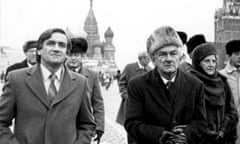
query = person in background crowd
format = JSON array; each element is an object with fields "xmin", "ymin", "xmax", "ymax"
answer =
[
  {"xmin": 5, "ymin": 40, "xmax": 38, "ymax": 80},
  {"xmin": 219, "ymin": 40, "xmax": 240, "ymax": 144},
  {"xmin": 179, "ymin": 34, "xmax": 206, "ymax": 72},
  {"xmin": 190, "ymin": 43, "xmax": 238, "ymax": 144},
  {"xmin": 66, "ymin": 37, "xmax": 105, "ymax": 143},
  {"xmin": 177, "ymin": 31, "xmax": 188, "ymax": 64},
  {"xmin": 114, "ymin": 69, "xmax": 121, "ymax": 83},
  {"xmin": 125, "ymin": 26, "xmax": 207, "ymax": 144},
  {"xmin": 0, "ymin": 28, "xmax": 96, "ymax": 144},
  {"xmin": 116, "ymin": 51, "xmax": 151, "ymax": 144}
]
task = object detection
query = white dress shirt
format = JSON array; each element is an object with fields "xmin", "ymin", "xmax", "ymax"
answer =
[{"xmin": 40, "ymin": 64, "xmax": 63, "ymax": 94}]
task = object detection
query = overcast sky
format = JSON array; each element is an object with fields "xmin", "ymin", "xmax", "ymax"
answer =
[{"xmin": 0, "ymin": 0, "xmax": 222, "ymax": 69}]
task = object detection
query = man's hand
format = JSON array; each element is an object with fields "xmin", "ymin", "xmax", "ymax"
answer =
[
  {"xmin": 171, "ymin": 125, "xmax": 187, "ymax": 144},
  {"xmin": 94, "ymin": 130, "xmax": 104, "ymax": 144},
  {"xmin": 215, "ymin": 130, "xmax": 224, "ymax": 140},
  {"xmin": 159, "ymin": 130, "xmax": 175, "ymax": 144}
]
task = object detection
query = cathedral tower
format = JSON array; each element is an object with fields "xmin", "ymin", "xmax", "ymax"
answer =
[
  {"xmin": 215, "ymin": 0, "xmax": 240, "ymax": 42},
  {"xmin": 214, "ymin": 0, "xmax": 240, "ymax": 68},
  {"xmin": 84, "ymin": 0, "xmax": 101, "ymax": 57}
]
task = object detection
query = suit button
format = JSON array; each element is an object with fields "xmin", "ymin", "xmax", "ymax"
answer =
[{"xmin": 172, "ymin": 119, "xmax": 177, "ymax": 124}]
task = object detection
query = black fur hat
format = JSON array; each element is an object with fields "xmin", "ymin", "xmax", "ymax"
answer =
[
  {"xmin": 186, "ymin": 34, "xmax": 206, "ymax": 54},
  {"xmin": 177, "ymin": 31, "xmax": 188, "ymax": 45},
  {"xmin": 225, "ymin": 40, "xmax": 240, "ymax": 55},
  {"xmin": 69, "ymin": 37, "xmax": 88, "ymax": 54}
]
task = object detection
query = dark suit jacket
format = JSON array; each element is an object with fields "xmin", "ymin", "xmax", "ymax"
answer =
[
  {"xmin": 125, "ymin": 68, "xmax": 207, "ymax": 144},
  {"xmin": 5, "ymin": 59, "xmax": 28, "ymax": 81},
  {"xmin": 79, "ymin": 67, "xmax": 105, "ymax": 132},
  {"xmin": 0, "ymin": 64, "xmax": 96, "ymax": 144},
  {"xmin": 116, "ymin": 62, "xmax": 151, "ymax": 125}
]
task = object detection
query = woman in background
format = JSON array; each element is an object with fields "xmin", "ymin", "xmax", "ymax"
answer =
[{"xmin": 190, "ymin": 43, "xmax": 238, "ymax": 144}]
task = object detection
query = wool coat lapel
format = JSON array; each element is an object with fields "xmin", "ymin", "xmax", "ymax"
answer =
[
  {"xmin": 25, "ymin": 65, "xmax": 51, "ymax": 108},
  {"xmin": 171, "ymin": 70, "xmax": 191, "ymax": 118},
  {"xmin": 146, "ymin": 69, "xmax": 172, "ymax": 115},
  {"xmin": 51, "ymin": 68, "xmax": 77, "ymax": 106}
]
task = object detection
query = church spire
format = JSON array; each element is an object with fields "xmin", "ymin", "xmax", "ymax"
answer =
[{"xmin": 90, "ymin": 0, "xmax": 93, "ymax": 7}]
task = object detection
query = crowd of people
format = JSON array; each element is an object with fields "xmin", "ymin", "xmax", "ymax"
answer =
[{"xmin": 0, "ymin": 25, "xmax": 239, "ymax": 144}]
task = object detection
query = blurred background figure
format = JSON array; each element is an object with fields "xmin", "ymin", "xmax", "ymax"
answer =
[
  {"xmin": 5, "ymin": 40, "xmax": 38, "ymax": 81},
  {"xmin": 114, "ymin": 69, "xmax": 121, "ymax": 83},
  {"xmin": 179, "ymin": 34, "xmax": 206, "ymax": 73},
  {"xmin": 177, "ymin": 31, "xmax": 188, "ymax": 64},
  {"xmin": 116, "ymin": 50, "xmax": 151, "ymax": 144},
  {"xmin": 219, "ymin": 40, "xmax": 240, "ymax": 144},
  {"xmin": 66, "ymin": 37, "xmax": 105, "ymax": 144},
  {"xmin": 190, "ymin": 43, "xmax": 238, "ymax": 144}
]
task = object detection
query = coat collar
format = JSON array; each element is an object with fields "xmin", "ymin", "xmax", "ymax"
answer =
[
  {"xmin": 25, "ymin": 64, "xmax": 77, "ymax": 108},
  {"xmin": 145, "ymin": 68, "xmax": 191, "ymax": 117},
  {"xmin": 79, "ymin": 67, "xmax": 89, "ymax": 78}
]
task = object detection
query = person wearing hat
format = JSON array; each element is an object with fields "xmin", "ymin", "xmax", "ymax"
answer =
[
  {"xmin": 190, "ymin": 43, "xmax": 238, "ymax": 144},
  {"xmin": 179, "ymin": 34, "xmax": 206, "ymax": 73},
  {"xmin": 5, "ymin": 40, "xmax": 38, "ymax": 80},
  {"xmin": 219, "ymin": 40, "xmax": 240, "ymax": 144},
  {"xmin": 124, "ymin": 26, "xmax": 207, "ymax": 144},
  {"xmin": 65, "ymin": 37, "xmax": 105, "ymax": 143}
]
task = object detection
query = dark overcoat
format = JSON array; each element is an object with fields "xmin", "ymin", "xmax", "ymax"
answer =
[
  {"xmin": 79, "ymin": 67, "xmax": 105, "ymax": 132},
  {"xmin": 125, "ymin": 68, "xmax": 207, "ymax": 144},
  {"xmin": 116, "ymin": 62, "xmax": 151, "ymax": 125},
  {"xmin": 5, "ymin": 59, "xmax": 28, "ymax": 81},
  {"xmin": 0, "ymin": 65, "xmax": 96, "ymax": 144}
]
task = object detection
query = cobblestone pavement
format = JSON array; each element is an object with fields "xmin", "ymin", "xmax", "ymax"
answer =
[{"xmin": 96, "ymin": 81, "xmax": 127, "ymax": 144}]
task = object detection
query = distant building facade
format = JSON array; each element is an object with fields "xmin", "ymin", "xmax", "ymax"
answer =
[
  {"xmin": 215, "ymin": 0, "xmax": 240, "ymax": 69},
  {"xmin": 67, "ymin": 0, "xmax": 117, "ymax": 73}
]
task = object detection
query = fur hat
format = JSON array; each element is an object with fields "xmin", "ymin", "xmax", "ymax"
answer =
[
  {"xmin": 23, "ymin": 40, "xmax": 38, "ymax": 53},
  {"xmin": 225, "ymin": 40, "xmax": 240, "ymax": 55},
  {"xmin": 192, "ymin": 43, "xmax": 217, "ymax": 69},
  {"xmin": 69, "ymin": 37, "xmax": 88, "ymax": 54},
  {"xmin": 147, "ymin": 26, "xmax": 183, "ymax": 54},
  {"xmin": 186, "ymin": 34, "xmax": 206, "ymax": 54},
  {"xmin": 177, "ymin": 31, "xmax": 188, "ymax": 45}
]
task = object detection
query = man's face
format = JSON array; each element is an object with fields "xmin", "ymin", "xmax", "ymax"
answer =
[
  {"xmin": 152, "ymin": 45, "xmax": 181, "ymax": 74},
  {"xmin": 230, "ymin": 51, "xmax": 240, "ymax": 68},
  {"xmin": 200, "ymin": 55, "xmax": 217, "ymax": 75},
  {"xmin": 66, "ymin": 53, "xmax": 83, "ymax": 68},
  {"xmin": 139, "ymin": 54, "xmax": 150, "ymax": 67},
  {"xmin": 38, "ymin": 32, "xmax": 68, "ymax": 67},
  {"xmin": 25, "ymin": 48, "xmax": 37, "ymax": 65}
]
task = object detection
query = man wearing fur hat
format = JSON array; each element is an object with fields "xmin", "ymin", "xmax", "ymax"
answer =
[
  {"xmin": 124, "ymin": 26, "xmax": 207, "ymax": 144},
  {"xmin": 65, "ymin": 37, "xmax": 105, "ymax": 143},
  {"xmin": 5, "ymin": 40, "xmax": 38, "ymax": 80},
  {"xmin": 219, "ymin": 40, "xmax": 240, "ymax": 144}
]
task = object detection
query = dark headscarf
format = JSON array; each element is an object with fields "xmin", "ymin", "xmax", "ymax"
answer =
[{"xmin": 191, "ymin": 43, "xmax": 224, "ymax": 106}]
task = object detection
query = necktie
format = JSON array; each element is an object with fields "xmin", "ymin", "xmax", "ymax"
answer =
[
  {"xmin": 48, "ymin": 74, "xmax": 57, "ymax": 102},
  {"xmin": 166, "ymin": 81, "xmax": 172, "ymax": 90}
]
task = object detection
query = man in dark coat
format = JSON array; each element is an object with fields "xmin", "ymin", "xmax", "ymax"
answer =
[
  {"xmin": 125, "ymin": 26, "xmax": 207, "ymax": 144},
  {"xmin": 0, "ymin": 28, "xmax": 96, "ymax": 144},
  {"xmin": 116, "ymin": 51, "xmax": 151, "ymax": 126},
  {"xmin": 5, "ymin": 40, "xmax": 38, "ymax": 80},
  {"xmin": 66, "ymin": 37, "xmax": 105, "ymax": 143}
]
